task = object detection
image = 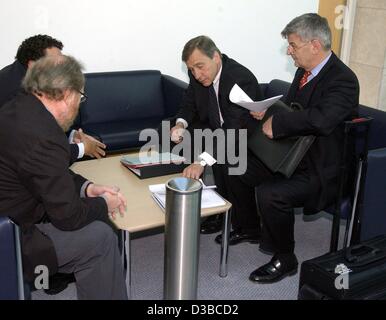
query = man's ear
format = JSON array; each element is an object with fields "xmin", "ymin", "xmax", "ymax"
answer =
[
  {"xmin": 311, "ymin": 39, "xmax": 323, "ymax": 54},
  {"xmin": 213, "ymin": 51, "xmax": 222, "ymax": 63},
  {"xmin": 63, "ymin": 89, "xmax": 74, "ymax": 99}
]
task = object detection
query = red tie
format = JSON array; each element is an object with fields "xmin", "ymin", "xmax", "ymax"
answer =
[{"xmin": 299, "ymin": 71, "xmax": 311, "ymax": 89}]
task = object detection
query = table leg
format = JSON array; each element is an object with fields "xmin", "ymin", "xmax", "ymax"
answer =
[
  {"xmin": 219, "ymin": 209, "xmax": 231, "ymax": 277},
  {"xmin": 121, "ymin": 230, "xmax": 131, "ymax": 299}
]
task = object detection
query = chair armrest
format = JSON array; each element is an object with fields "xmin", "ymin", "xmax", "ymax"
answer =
[{"xmin": 161, "ymin": 74, "xmax": 188, "ymax": 118}]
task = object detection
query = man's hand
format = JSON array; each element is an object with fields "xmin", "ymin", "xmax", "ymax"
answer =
[
  {"xmin": 74, "ymin": 129, "xmax": 106, "ymax": 158},
  {"xmin": 182, "ymin": 163, "xmax": 204, "ymax": 180},
  {"xmin": 86, "ymin": 183, "xmax": 119, "ymax": 197},
  {"xmin": 101, "ymin": 191, "xmax": 127, "ymax": 220},
  {"xmin": 250, "ymin": 110, "xmax": 266, "ymax": 120},
  {"xmin": 262, "ymin": 116, "xmax": 273, "ymax": 139},
  {"xmin": 170, "ymin": 122, "xmax": 185, "ymax": 144}
]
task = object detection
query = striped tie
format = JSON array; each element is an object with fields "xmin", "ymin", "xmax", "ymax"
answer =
[{"xmin": 299, "ymin": 71, "xmax": 311, "ymax": 89}]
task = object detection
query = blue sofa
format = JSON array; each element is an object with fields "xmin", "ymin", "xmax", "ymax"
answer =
[
  {"xmin": 0, "ymin": 217, "xmax": 25, "ymax": 299},
  {"xmin": 79, "ymin": 70, "xmax": 188, "ymax": 152},
  {"xmin": 261, "ymin": 79, "xmax": 386, "ymax": 242}
]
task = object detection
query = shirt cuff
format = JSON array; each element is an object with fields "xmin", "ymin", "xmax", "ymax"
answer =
[
  {"xmin": 68, "ymin": 129, "xmax": 76, "ymax": 144},
  {"xmin": 176, "ymin": 118, "xmax": 188, "ymax": 129},
  {"xmin": 77, "ymin": 143, "xmax": 85, "ymax": 159},
  {"xmin": 198, "ymin": 152, "xmax": 217, "ymax": 166},
  {"xmin": 80, "ymin": 181, "xmax": 92, "ymax": 198}
]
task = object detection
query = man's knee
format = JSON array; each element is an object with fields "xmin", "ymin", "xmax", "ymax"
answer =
[
  {"xmin": 256, "ymin": 184, "xmax": 284, "ymax": 210},
  {"xmin": 86, "ymin": 221, "xmax": 118, "ymax": 251}
]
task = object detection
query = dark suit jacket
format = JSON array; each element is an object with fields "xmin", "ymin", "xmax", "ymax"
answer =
[
  {"xmin": 0, "ymin": 61, "xmax": 80, "ymax": 163},
  {"xmin": 0, "ymin": 60, "xmax": 26, "ymax": 107},
  {"xmin": 272, "ymin": 52, "xmax": 359, "ymax": 213},
  {"xmin": 0, "ymin": 93, "xmax": 112, "ymax": 280},
  {"xmin": 177, "ymin": 54, "xmax": 263, "ymax": 134}
]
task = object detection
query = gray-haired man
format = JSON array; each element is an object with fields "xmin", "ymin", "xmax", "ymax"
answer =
[
  {"xmin": 0, "ymin": 55, "xmax": 128, "ymax": 299},
  {"xmin": 227, "ymin": 13, "xmax": 359, "ymax": 283}
]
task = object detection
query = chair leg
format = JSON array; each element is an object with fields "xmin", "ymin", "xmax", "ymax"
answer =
[{"xmin": 14, "ymin": 224, "xmax": 25, "ymax": 300}]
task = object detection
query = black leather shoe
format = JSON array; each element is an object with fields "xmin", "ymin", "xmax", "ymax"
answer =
[
  {"xmin": 200, "ymin": 215, "xmax": 223, "ymax": 234},
  {"xmin": 44, "ymin": 273, "xmax": 76, "ymax": 295},
  {"xmin": 215, "ymin": 230, "xmax": 260, "ymax": 245},
  {"xmin": 249, "ymin": 255, "xmax": 298, "ymax": 283}
]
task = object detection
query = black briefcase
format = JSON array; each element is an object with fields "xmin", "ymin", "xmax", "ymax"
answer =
[
  {"xmin": 247, "ymin": 101, "xmax": 315, "ymax": 178},
  {"xmin": 298, "ymin": 235, "xmax": 386, "ymax": 300}
]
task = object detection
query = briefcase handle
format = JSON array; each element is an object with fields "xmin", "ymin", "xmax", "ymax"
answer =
[
  {"xmin": 344, "ymin": 244, "xmax": 384, "ymax": 265},
  {"xmin": 290, "ymin": 102, "xmax": 303, "ymax": 111}
]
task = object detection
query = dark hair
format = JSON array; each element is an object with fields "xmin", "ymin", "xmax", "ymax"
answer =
[
  {"xmin": 182, "ymin": 35, "xmax": 221, "ymax": 62},
  {"xmin": 15, "ymin": 34, "xmax": 63, "ymax": 67},
  {"xmin": 281, "ymin": 13, "xmax": 332, "ymax": 50},
  {"xmin": 22, "ymin": 55, "xmax": 84, "ymax": 101}
]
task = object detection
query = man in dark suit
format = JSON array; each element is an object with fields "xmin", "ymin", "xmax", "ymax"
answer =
[
  {"xmin": 0, "ymin": 34, "xmax": 106, "ymax": 164},
  {"xmin": 0, "ymin": 55, "xmax": 128, "ymax": 299},
  {"xmin": 224, "ymin": 13, "xmax": 359, "ymax": 283},
  {"xmin": 171, "ymin": 35, "xmax": 263, "ymax": 235}
]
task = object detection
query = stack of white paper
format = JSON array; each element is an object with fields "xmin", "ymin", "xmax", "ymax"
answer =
[
  {"xmin": 149, "ymin": 181, "xmax": 226, "ymax": 210},
  {"xmin": 229, "ymin": 83, "xmax": 283, "ymax": 112}
]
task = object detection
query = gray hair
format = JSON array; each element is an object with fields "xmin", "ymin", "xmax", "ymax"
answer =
[
  {"xmin": 182, "ymin": 35, "xmax": 222, "ymax": 62},
  {"xmin": 22, "ymin": 55, "xmax": 84, "ymax": 101},
  {"xmin": 281, "ymin": 13, "xmax": 332, "ymax": 50}
]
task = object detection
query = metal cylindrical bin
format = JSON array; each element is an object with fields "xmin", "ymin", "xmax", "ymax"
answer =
[{"xmin": 164, "ymin": 177, "xmax": 202, "ymax": 300}]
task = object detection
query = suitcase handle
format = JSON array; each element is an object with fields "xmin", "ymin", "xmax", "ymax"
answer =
[{"xmin": 345, "ymin": 244, "xmax": 383, "ymax": 264}]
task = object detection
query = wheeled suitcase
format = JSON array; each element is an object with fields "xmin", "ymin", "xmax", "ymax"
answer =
[{"xmin": 298, "ymin": 235, "xmax": 386, "ymax": 300}]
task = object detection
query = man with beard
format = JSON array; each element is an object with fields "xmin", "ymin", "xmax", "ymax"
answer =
[
  {"xmin": 0, "ymin": 34, "xmax": 106, "ymax": 163},
  {"xmin": 0, "ymin": 55, "xmax": 128, "ymax": 299}
]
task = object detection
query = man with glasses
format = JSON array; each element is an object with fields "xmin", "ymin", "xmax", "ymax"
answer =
[
  {"xmin": 78, "ymin": 91, "xmax": 88, "ymax": 103},
  {"xmin": 0, "ymin": 55, "xmax": 128, "ymax": 300},
  {"xmin": 224, "ymin": 13, "xmax": 359, "ymax": 283},
  {"xmin": 0, "ymin": 34, "xmax": 106, "ymax": 163}
]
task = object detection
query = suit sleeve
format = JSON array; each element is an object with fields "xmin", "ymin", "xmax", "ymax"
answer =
[
  {"xmin": 175, "ymin": 73, "xmax": 198, "ymax": 125},
  {"xmin": 18, "ymin": 137, "xmax": 110, "ymax": 231},
  {"xmin": 69, "ymin": 143, "xmax": 79, "ymax": 164},
  {"xmin": 238, "ymin": 70, "xmax": 263, "ymax": 102},
  {"xmin": 229, "ymin": 71, "xmax": 263, "ymax": 133},
  {"xmin": 69, "ymin": 169, "xmax": 87, "ymax": 192},
  {"xmin": 272, "ymin": 71, "xmax": 358, "ymax": 138}
]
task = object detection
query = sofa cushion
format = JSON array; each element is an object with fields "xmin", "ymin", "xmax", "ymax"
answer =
[
  {"xmin": 81, "ymin": 70, "xmax": 165, "ymax": 126},
  {"xmin": 83, "ymin": 117, "xmax": 162, "ymax": 151}
]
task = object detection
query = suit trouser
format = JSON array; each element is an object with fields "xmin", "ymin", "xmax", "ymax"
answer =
[
  {"xmin": 228, "ymin": 152, "xmax": 314, "ymax": 254},
  {"xmin": 36, "ymin": 221, "xmax": 128, "ymax": 300}
]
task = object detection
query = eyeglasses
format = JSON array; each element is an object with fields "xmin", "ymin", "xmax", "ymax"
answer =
[
  {"xmin": 287, "ymin": 40, "xmax": 312, "ymax": 52},
  {"xmin": 78, "ymin": 90, "xmax": 88, "ymax": 103}
]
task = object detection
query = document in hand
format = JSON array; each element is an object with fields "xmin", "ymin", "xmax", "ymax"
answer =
[
  {"xmin": 148, "ymin": 181, "xmax": 226, "ymax": 211},
  {"xmin": 229, "ymin": 83, "xmax": 283, "ymax": 112}
]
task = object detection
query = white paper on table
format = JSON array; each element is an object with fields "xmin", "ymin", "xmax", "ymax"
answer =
[
  {"xmin": 148, "ymin": 182, "xmax": 225, "ymax": 210},
  {"xmin": 229, "ymin": 83, "xmax": 283, "ymax": 113},
  {"xmin": 148, "ymin": 180, "xmax": 215, "ymax": 195}
]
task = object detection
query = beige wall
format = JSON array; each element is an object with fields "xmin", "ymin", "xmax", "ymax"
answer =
[
  {"xmin": 349, "ymin": 0, "xmax": 386, "ymax": 110},
  {"xmin": 380, "ymin": 46, "xmax": 386, "ymax": 110},
  {"xmin": 318, "ymin": 0, "xmax": 347, "ymax": 56}
]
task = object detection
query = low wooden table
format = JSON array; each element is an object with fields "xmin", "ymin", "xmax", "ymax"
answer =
[{"xmin": 71, "ymin": 154, "xmax": 232, "ymax": 297}]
